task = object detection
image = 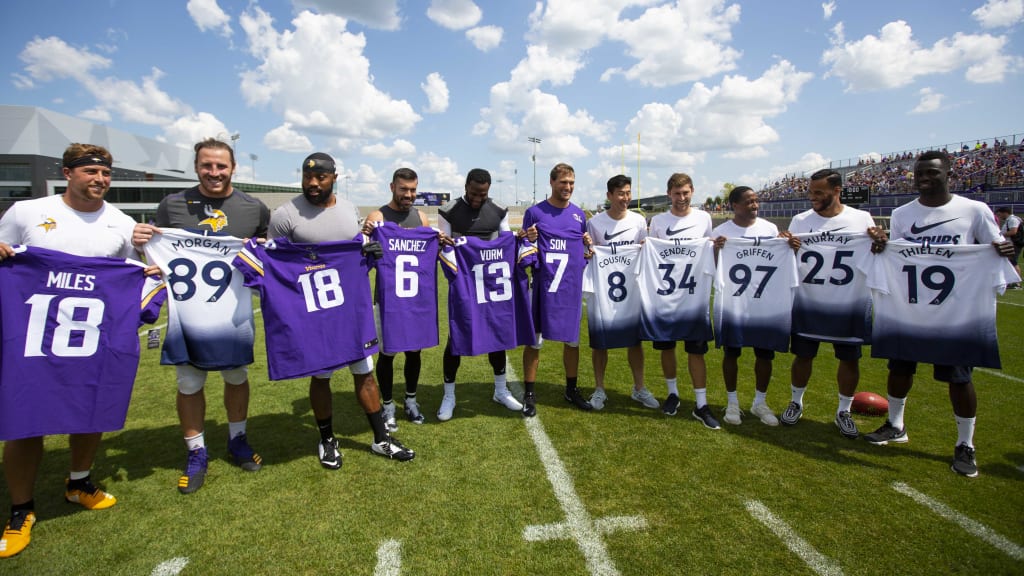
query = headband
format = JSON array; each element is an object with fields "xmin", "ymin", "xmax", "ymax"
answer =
[{"xmin": 64, "ymin": 155, "xmax": 112, "ymax": 169}]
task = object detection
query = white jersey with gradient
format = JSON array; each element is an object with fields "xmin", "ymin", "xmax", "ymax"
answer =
[
  {"xmin": 583, "ymin": 244, "xmax": 642, "ymax": 349},
  {"xmin": 714, "ymin": 237, "xmax": 798, "ymax": 351},
  {"xmin": 638, "ymin": 237, "xmax": 715, "ymax": 343},
  {"xmin": 586, "ymin": 210, "xmax": 648, "ymax": 247},
  {"xmin": 143, "ymin": 228, "xmax": 255, "ymax": 370},
  {"xmin": 649, "ymin": 209, "xmax": 713, "ymax": 241},
  {"xmin": 869, "ymin": 239, "xmax": 1016, "ymax": 367}
]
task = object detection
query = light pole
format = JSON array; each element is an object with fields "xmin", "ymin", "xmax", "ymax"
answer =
[
  {"xmin": 514, "ymin": 167, "xmax": 518, "ymax": 206},
  {"xmin": 528, "ymin": 136, "xmax": 541, "ymax": 205},
  {"xmin": 344, "ymin": 175, "xmax": 351, "ymax": 199},
  {"xmin": 249, "ymin": 153, "xmax": 257, "ymax": 181},
  {"xmin": 230, "ymin": 133, "xmax": 240, "ymax": 150}
]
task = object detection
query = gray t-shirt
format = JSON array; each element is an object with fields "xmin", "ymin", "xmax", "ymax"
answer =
[
  {"xmin": 156, "ymin": 186, "xmax": 270, "ymax": 238},
  {"xmin": 268, "ymin": 195, "xmax": 362, "ymax": 243}
]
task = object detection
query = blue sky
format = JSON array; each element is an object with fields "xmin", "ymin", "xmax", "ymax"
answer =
[{"xmin": 1, "ymin": 0, "xmax": 1022, "ymax": 208}]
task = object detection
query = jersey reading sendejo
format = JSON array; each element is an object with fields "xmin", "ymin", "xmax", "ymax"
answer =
[
  {"xmin": 638, "ymin": 237, "xmax": 715, "ymax": 343},
  {"xmin": 370, "ymin": 222, "xmax": 440, "ymax": 354},
  {"xmin": 234, "ymin": 238, "xmax": 378, "ymax": 380}
]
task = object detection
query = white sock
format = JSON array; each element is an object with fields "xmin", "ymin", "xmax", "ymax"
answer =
[
  {"xmin": 791, "ymin": 385, "xmax": 806, "ymax": 406},
  {"xmin": 752, "ymin": 390, "xmax": 768, "ymax": 408},
  {"xmin": 227, "ymin": 420, "xmax": 246, "ymax": 439},
  {"xmin": 888, "ymin": 396, "xmax": 906, "ymax": 429},
  {"xmin": 68, "ymin": 470, "xmax": 90, "ymax": 481},
  {"xmin": 694, "ymin": 388, "xmax": 707, "ymax": 408},
  {"xmin": 837, "ymin": 394, "xmax": 854, "ymax": 415},
  {"xmin": 727, "ymin": 390, "xmax": 739, "ymax": 406},
  {"xmin": 185, "ymin": 432, "xmax": 205, "ymax": 451},
  {"xmin": 493, "ymin": 374, "xmax": 507, "ymax": 393},
  {"xmin": 443, "ymin": 382, "xmax": 455, "ymax": 396},
  {"xmin": 955, "ymin": 415, "xmax": 976, "ymax": 448},
  {"xmin": 665, "ymin": 378, "xmax": 679, "ymax": 396}
]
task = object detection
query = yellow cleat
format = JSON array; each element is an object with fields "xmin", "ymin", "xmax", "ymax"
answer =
[
  {"xmin": 0, "ymin": 511, "xmax": 34, "ymax": 559},
  {"xmin": 64, "ymin": 479, "xmax": 117, "ymax": 510}
]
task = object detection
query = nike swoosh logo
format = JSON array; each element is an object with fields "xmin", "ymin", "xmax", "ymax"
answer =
[
  {"xmin": 827, "ymin": 226, "xmax": 846, "ymax": 232},
  {"xmin": 910, "ymin": 218, "xmax": 959, "ymax": 234},
  {"xmin": 666, "ymin": 225, "xmax": 694, "ymax": 236},
  {"xmin": 603, "ymin": 229, "xmax": 629, "ymax": 241}
]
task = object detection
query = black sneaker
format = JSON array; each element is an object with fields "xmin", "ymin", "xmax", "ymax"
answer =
[
  {"xmin": 318, "ymin": 438, "xmax": 342, "ymax": 470},
  {"xmin": 661, "ymin": 393, "xmax": 680, "ymax": 416},
  {"xmin": 780, "ymin": 401, "xmax": 803, "ymax": 426},
  {"xmin": 864, "ymin": 421, "xmax": 908, "ymax": 445},
  {"xmin": 951, "ymin": 444, "xmax": 978, "ymax": 478},
  {"xmin": 371, "ymin": 435, "xmax": 415, "ymax": 461},
  {"xmin": 691, "ymin": 404, "xmax": 721, "ymax": 430},
  {"xmin": 564, "ymin": 388, "xmax": 593, "ymax": 411},
  {"xmin": 834, "ymin": 410, "xmax": 858, "ymax": 439},
  {"xmin": 522, "ymin": 392, "xmax": 537, "ymax": 417}
]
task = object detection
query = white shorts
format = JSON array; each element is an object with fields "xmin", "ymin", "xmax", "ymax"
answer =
[{"xmin": 176, "ymin": 364, "xmax": 249, "ymax": 395}]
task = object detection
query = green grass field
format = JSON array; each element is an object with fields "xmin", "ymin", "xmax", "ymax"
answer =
[{"xmin": 2, "ymin": 289, "xmax": 1023, "ymax": 575}]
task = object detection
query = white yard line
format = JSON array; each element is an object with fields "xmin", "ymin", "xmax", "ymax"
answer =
[
  {"xmin": 373, "ymin": 539, "xmax": 402, "ymax": 576},
  {"xmin": 744, "ymin": 500, "xmax": 845, "ymax": 576},
  {"xmin": 508, "ymin": 356, "xmax": 646, "ymax": 576},
  {"xmin": 891, "ymin": 482, "xmax": 1024, "ymax": 561},
  {"xmin": 976, "ymin": 368, "xmax": 1024, "ymax": 384},
  {"xmin": 151, "ymin": 557, "xmax": 189, "ymax": 576}
]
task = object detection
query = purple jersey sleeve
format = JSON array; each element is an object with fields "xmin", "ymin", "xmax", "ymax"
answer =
[{"xmin": 371, "ymin": 222, "xmax": 440, "ymax": 353}]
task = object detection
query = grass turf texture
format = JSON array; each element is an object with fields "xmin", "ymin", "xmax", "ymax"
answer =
[{"xmin": 2, "ymin": 290, "xmax": 1023, "ymax": 575}]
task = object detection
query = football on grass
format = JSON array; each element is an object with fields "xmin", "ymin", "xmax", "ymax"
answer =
[{"xmin": 852, "ymin": 391, "xmax": 888, "ymax": 416}]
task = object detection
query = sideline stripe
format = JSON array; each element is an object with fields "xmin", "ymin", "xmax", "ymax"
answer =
[
  {"xmin": 997, "ymin": 300, "xmax": 1024, "ymax": 307},
  {"xmin": 891, "ymin": 482, "xmax": 1024, "ymax": 561},
  {"xmin": 976, "ymin": 368, "xmax": 1024, "ymax": 384},
  {"xmin": 744, "ymin": 501, "xmax": 844, "ymax": 576},
  {"xmin": 373, "ymin": 539, "xmax": 402, "ymax": 576},
  {"xmin": 151, "ymin": 557, "xmax": 189, "ymax": 576}
]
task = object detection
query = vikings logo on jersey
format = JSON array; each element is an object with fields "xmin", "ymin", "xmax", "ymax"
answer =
[
  {"xmin": 198, "ymin": 205, "xmax": 228, "ymax": 232},
  {"xmin": 36, "ymin": 217, "xmax": 57, "ymax": 232}
]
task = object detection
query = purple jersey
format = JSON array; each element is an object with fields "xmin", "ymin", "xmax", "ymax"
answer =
[
  {"xmin": 529, "ymin": 223, "xmax": 586, "ymax": 342},
  {"xmin": 234, "ymin": 238, "xmax": 378, "ymax": 380},
  {"xmin": 0, "ymin": 246, "xmax": 161, "ymax": 440},
  {"xmin": 370, "ymin": 222, "xmax": 440, "ymax": 353},
  {"xmin": 439, "ymin": 232, "xmax": 535, "ymax": 356}
]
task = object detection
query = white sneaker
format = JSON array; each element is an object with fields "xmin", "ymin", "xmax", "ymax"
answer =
[
  {"xmin": 382, "ymin": 402, "xmax": 398, "ymax": 432},
  {"xmin": 589, "ymin": 388, "xmax": 607, "ymax": 410},
  {"xmin": 631, "ymin": 387, "xmax": 659, "ymax": 409},
  {"xmin": 437, "ymin": 393, "xmax": 456, "ymax": 421},
  {"xmin": 724, "ymin": 404, "xmax": 743, "ymax": 425},
  {"xmin": 493, "ymin": 388, "xmax": 523, "ymax": 411},
  {"xmin": 751, "ymin": 402, "xmax": 779, "ymax": 426}
]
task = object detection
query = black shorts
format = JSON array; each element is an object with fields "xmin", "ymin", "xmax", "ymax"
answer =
[
  {"xmin": 652, "ymin": 340, "xmax": 709, "ymax": 354},
  {"xmin": 723, "ymin": 346, "xmax": 775, "ymax": 360},
  {"xmin": 790, "ymin": 334, "xmax": 862, "ymax": 361},
  {"xmin": 887, "ymin": 360, "xmax": 973, "ymax": 384}
]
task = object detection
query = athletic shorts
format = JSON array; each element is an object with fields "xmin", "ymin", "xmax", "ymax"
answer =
[
  {"xmin": 652, "ymin": 340, "xmax": 709, "ymax": 354},
  {"xmin": 723, "ymin": 346, "xmax": 774, "ymax": 360},
  {"xmin": 790, "ymin": 334, "xmax": 862, "ymax": 361},
  {"xmin": 887, "ymin": 360, "xmax": 972, "ymax": 384}
]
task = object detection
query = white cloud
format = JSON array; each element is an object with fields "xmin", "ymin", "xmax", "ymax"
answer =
[
  {"xmin": 264, "ymin": 123, "xmax": 313, "ymax": 152},
  {"xmin": 910, "ymin": 87, "xmax": 944, "ymax": 114},
  {"xmin": 18, "ymin": 36, "xmax": 111, "ymax": 83},
  {"xmin": 187, "ymin": 0, "xmax": 232, "ymax": 37},
  {"xmin": 292, "ymin": 0, "xmax": 400, "ymax": 30},
  {"xmin": 163, "ymin": 112, "xmax": 230, "ymax": 150},
  {"xmin": 421, "ymin": 72, "xmax": 450, "ymax": 114},
  {"xmin": 427, "ymin": 0, "xmax": 482, "ymax": 30},
  {"xmin": 466, "ymin": 25, "xmax": 502, "ymax": 51},
  {"xmin": 362, "ymin": 139, "xmax": 417, "ymax": 159},
  {"xmin": 414, "ymin": 152, "xmax": 464, "ymax": 194},
  {"xmin": 822, "ymin": 1, "xmax": 836, "ymax": 20},
  {"xmin": 822, "ymin": 20, "xmax": 1021, "ymax": 91},
  {"xmin": 972, "ymin": 0, "xmax": 1024, "ymax": 29},
  {"xmin": 80, "ymin": 108, "xmax": 112, "ymax": 123},
  {"xmin": 238, "ymin": 8, "xmax": 421, "ymax": 140}
]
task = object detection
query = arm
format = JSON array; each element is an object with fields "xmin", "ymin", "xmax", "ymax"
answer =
[{"xmin": 361, "ymin": 210, "xmax": 384, "ymax": 237}]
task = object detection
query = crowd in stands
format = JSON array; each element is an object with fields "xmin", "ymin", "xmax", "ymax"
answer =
[{"xmin": 758, "ymin": 138, "xmax": 1024, "ymax": 201}]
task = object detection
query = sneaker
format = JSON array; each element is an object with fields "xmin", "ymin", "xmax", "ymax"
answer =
[
  {"xmin": 589, "ymin": 388, "xmax": 608, "ymax": 411},
  {"xmin": 522, "ymin": 392, "xmax": 537, "ymax": 418},
  {"xmin": 661, "ymin": 393, "xmax": 680, "ymax": 416},
  {"xmin": 382, "ymin": 403, "xmax": 398, "ymax": 432},
  {"xmin": 371, "ymin": 435, "xmax": 415, "ymax": 461},
  {"xmin": 318, "ymin": 438, "xmax": 342, "ymax": 470},
  {"xmin": 692, "ymin": 404, "xmax": 721, "ymax": 430},
  {"xmin": 404, "ymin": 398, "xmax": 426, "ymax": 424},
  {"xmin": 834, "ymin": 410, "xmax": 859, "ymax": 439},
  {"xmin": 723, "ymin": 404, "xmax": 743, "ymax": 425},
  {"xmin": 493, "ymin": 389, "xmax": 523, "ymax": 411},
  {"xmin": 951, "ymin": 444, "xmax": 978, "ymax": 478},
  {"xmin": 437, "ymin": 393, "xmax": 456, "ymax": 421},
  {"xmin": 631, "ymin": 387, "xmax": 660, "ymax": 409},
  {"xmin": 227, "ymin": 433, "xmax": 262, "ymax": 471},
  {"xmin": 751, "ymin": 402, "xmax": 779, "ymax": 426},
  {"xmin": 564, "ymin": 388, "xmax": 593, "ymax": 411},
  {"xmin": 864, "ymin": 421, "xmax": 908, "ymax": 445},
  {"xmin": 178, "ymin": 447, "xmax": 208, "ymax": 495},
  {"xmin": 780, "ymin": 401, "xmax": 803, "ymax": 426},
  {"xmin": 0, "ymin": 511, "xmax": 34, "ymax": 558},
  {"xmin": 64, "ymin": 478, "xmax": 116, "ymax": 510}
]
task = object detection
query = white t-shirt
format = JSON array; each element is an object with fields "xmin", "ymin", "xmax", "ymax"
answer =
[
  {"xmin": 788, "ymin": 205, "xmax": 875, "ymax": 235},
  {"xmin": 712, "ymin": 217, "xmax": 778, "ymax": 240},
  {"xmin": 587, "ymin": 210, "xmax": 648, "ymax": 247},
  {"xmin": 0, "ymin": 195, "xmax": 135, "ymax": 259},
  {"xmin": 649, "ymin": 209, "xmax": 713, "ymax": 240},
  {"xmin": 890, "ymin": 194, "xmax": 1002, "ymax": 245}
]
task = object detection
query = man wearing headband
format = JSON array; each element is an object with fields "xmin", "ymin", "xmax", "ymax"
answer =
[
  {"xmin": 268, "ymin": 152, "xmax": 415, "ymax": 468},
  {"xmin": 0, "ymin": 143, "xmax": 136, "ymax": 559},
  {"xmin": 132, "ymin": 138, "xmax": 270, "ymax": 494}
]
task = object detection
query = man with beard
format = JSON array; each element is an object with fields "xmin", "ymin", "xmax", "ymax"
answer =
[{"xmin": 269, "ymin": 153, "xmax": 415, "ymax": 468}]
